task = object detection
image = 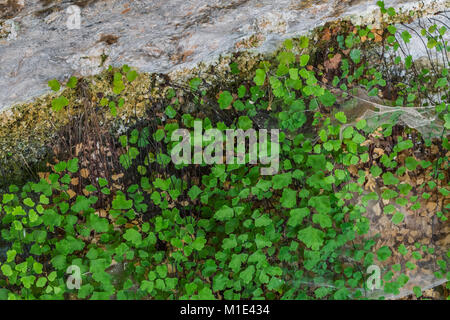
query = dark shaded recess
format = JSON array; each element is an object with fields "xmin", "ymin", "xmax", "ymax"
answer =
[
  {"xmin": 0, "ymin": 0, "xmax": 23, "ymax": 19},
  {"xmin": 52, "ymin": 78, "xmax": 122, "ymax": 209},
  {"xmin": 36, "ymin": 0, "xmax": 105, "ymax": 17},
  {"xmin": 99, "ymin": 34, "xmax": 119, "ymax": 45}
]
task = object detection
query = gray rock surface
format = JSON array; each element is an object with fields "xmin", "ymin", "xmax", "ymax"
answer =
[{"xmin": 0, "ymin": 0, "xmax": 448, "ymax": 110}]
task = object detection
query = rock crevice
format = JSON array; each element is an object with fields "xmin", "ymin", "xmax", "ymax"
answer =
[{"xmin": 1, "ymin": 0, "xmax": 448, "ymax": 110}]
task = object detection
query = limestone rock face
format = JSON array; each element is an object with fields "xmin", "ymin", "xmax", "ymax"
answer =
[{"xmin": 0, "ymin": 0, "xmax": 448, "ymax": 111}]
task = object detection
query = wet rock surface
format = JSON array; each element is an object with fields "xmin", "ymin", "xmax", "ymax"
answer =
[{"xmin": 0, "ymin": 0, "xmax": 448, "ymax": 110}]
